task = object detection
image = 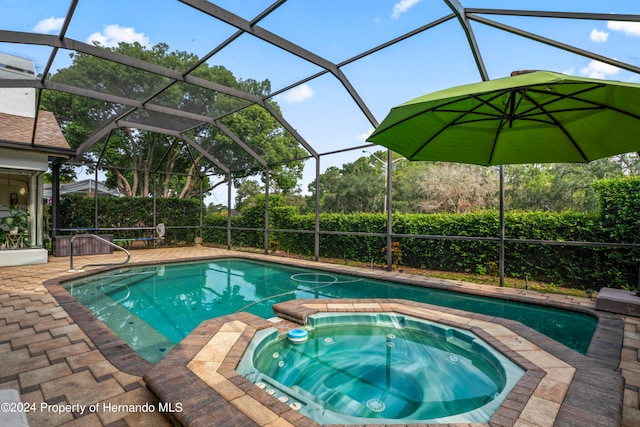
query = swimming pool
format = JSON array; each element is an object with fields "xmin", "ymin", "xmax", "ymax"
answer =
[
  {"xmin": 62, "ymin": 258, "xmax": 597, "ymax": 362},
  {"xmin": 236, "ymin": 312, "xmax": 524, "ymax": 425}
]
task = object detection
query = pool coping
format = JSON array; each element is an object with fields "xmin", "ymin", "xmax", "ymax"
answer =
[{"xmin": 43, "ymin": 253, "xmax": 625, "ymax": 426}]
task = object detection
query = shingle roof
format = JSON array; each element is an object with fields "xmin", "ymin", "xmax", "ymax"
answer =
[{"xmin": 0, "ymin": 110, "xmax": 71, "ymax": 152}]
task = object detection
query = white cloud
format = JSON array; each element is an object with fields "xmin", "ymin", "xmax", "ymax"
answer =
[
  {"xmin": 607, "ymin": 20, "xmax": 640, "ymax": 37},
  {"xmin": 33, "ymin": 17, "xmax": 64, "ymax": 33},
  {"xmin": 391, "ymin": 0, "xmax": 420, "ymax": 19},
  {"xmin": 579, "ymin": 60, "xmax": 620, "ymax": 79},
  {"xmin": 356, "ymin": 127, "xmax": 375, "ymax": 143},
  {"xmin": 86, "ymin": 24, "xmax": 150, "ymax": 47},
  {"xmin": 589, "ymin": 29, "xmax": 609, "ymax": 43},
  {"xmin": 283, "ymin": 84, "xmax": 313, "ymax": 103}
]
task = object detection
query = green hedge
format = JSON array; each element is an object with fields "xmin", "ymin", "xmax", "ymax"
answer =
[
  {"xmin": 59, "ymin": 194, "xmax": 200, "ymax": 245},
  {"xmin": 202, "ymin": 179, "xmax": 640, "ymax": 290},
  {"xmin": 594, "ymin": 177, "xmax": 640, "ymax": 244},
  {"xmin": 58, "ymin": 178, "xmax": 640, "ymax": 290}
]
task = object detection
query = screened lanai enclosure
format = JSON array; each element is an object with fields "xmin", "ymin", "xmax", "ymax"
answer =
[{"xmin": 1, "ymin": 1, "xmax": 640, "ymax": 287}]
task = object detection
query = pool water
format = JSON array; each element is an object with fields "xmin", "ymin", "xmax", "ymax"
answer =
[
  {"xmin": 63, "ymin": 258, "xmax": 597, "ymax": 362},
  {"xmin": 236, "ymin": 313, "xmax": 524, "ymax": 424}
]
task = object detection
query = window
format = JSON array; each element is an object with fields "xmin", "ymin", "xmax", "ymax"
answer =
[{"xmin": 0, "ymin": 170, "xmax": 42, "ymax": 249}]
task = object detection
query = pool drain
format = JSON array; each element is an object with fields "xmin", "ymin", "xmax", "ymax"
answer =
[{"xmin": 366, "ymin": 398, "xmax": 386, "ymax": 413}]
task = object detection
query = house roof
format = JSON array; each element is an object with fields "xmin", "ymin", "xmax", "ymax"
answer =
[
  {"xmin": 0, "ymin": 110, "xmax": 73, "ymax": 158},
  {"xmin": 43, "ymin": 179, "xmax": 121, "ymax": 199}
]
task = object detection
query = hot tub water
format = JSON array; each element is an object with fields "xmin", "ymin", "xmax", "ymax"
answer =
[{"xmin": 237, "ymin": 313, "xmax": 524, "ymax": 425}]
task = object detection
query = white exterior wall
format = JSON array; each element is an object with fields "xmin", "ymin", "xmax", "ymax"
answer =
[
  {"xmin": 0, "ymin": 147, "xmax": 48, "ymax": 171},
  {"xmin": 0, "ymin": 54, "xmax": 48, "ymax": 265},
  {"xmin": 0, "ymin": 52, "xmax": 36, "ymax": 118}
]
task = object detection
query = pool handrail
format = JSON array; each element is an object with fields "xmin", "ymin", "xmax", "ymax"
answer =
[{"xmin": 69, "ymin": 234, "xmax": 131, "ymax": 272}]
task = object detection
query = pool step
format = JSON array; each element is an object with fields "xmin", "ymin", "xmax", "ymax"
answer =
[{"xmin": 596, "ymin": 287, "xmax": 640, "ymax": 316}]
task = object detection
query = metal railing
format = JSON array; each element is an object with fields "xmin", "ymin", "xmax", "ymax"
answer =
[{"xmin": 69, "ymin": 234, "xmax": 130, "ymax": 272}]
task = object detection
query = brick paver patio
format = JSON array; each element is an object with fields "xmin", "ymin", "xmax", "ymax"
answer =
[{"xmin": 0, "ymin": 246, "xmax": 639, "ymax": 426}]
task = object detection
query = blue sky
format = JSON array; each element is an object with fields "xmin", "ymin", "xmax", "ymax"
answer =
[{"xmin": 2, "ymin": 0, "xmax": 640, "ymax": 204}]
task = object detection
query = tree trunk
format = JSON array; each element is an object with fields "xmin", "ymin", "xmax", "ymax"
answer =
[
  {"xmin": 163, "ymin": 144, "xmax": 180, "ymax": 197},
  {"xmin": 142, "ymin": 139, "xmax": 155, "ymax": 197},
  {"xmin": 178, "ymin": 154, "xmax": 204, "ymax": 198},
  {"xmin": 203, "ymin": 179, "xmax": 226, "ymax": 195},
  {"xmin": 125, "ymin": 128, "xmax": 140, "ymax": 197},
  {"xmin": 115, "ymin": 169, "xmax": 133, "ymax": 196}
]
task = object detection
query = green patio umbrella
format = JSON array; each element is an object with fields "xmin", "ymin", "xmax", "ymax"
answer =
[
  {"xmin": 367, "ymin": 70, "xmax": 640, "ymax": 165},
  {"xmin": 367, "ymin": 70, "xmax": 640, "ymax": 286}
]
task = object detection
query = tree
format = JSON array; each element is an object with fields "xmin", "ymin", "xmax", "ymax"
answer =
[
  {"xmin": 411, "ymin": 163, "xmax": 499, "ymax": 213},
  {"xmin": 235, "ymin": 179, "xmax": 263, "ymax": 211},
  {"xmin": 310, "ymin": 153, "xmax": 501, "ymax": 214},
  {"xmin": 41, "ymin": 42, "xmax": 306, "ymax": 198},
  {"xmin": 614, "ymin": 153, "xmax": 640, "ymax": 176},
  {"xmin": 44, "ymin": 165, "xmax": 76, "ymax": 184},
  {"xmin": 388, "ymin": 160, "xmax": 425, "ymax": 213},
  {"xmin": 217, "ymin": 103, "xmax": 306, "ymax": 194},
  {"xmin": 505, "ymin": 158, "xmax": 628, "ymax": 212},
  {"xmin": 309, "ymin": 158, "xmax": 385, "ymax": 213}
]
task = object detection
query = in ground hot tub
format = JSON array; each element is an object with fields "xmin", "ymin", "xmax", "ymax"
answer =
[{"xmin": 236, "ymin": 313, "xmax": 524, "ymax": 425}]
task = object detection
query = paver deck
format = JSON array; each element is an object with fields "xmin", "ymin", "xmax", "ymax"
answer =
[{"xmin": 0, "ymin": 246, "xmax": 638, "ymax": 426}]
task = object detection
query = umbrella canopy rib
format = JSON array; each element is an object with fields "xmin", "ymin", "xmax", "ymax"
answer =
[
  {"xmin": 521, "ymin": 90, "xmax": 588, "ymax": 162},
  {"xmin": 487, "ymin": 118, "xmax": 508, "ymax": 165},
  {"xmin": 524, "ymin": 86, "xmax": 640, "ymax": 122},
  {"xmin": 408, "ymin": 91, "xmax": 509, "ymax": 159},
  {"xmin": 506, "ymin": 88, "xmax": 524, "ymax": 127},
  {"xmin": 469, "ymin": 90, "xmax": 519, "ymax": 118}
]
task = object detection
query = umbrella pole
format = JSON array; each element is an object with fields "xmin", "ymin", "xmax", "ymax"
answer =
[
  {"xmin": 499, "ymin": 166, "xmax": 505, "ymax": 287},
  {"xmin": 386, "ymin": 150, "xmax": 393, "ymax": 271}
]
